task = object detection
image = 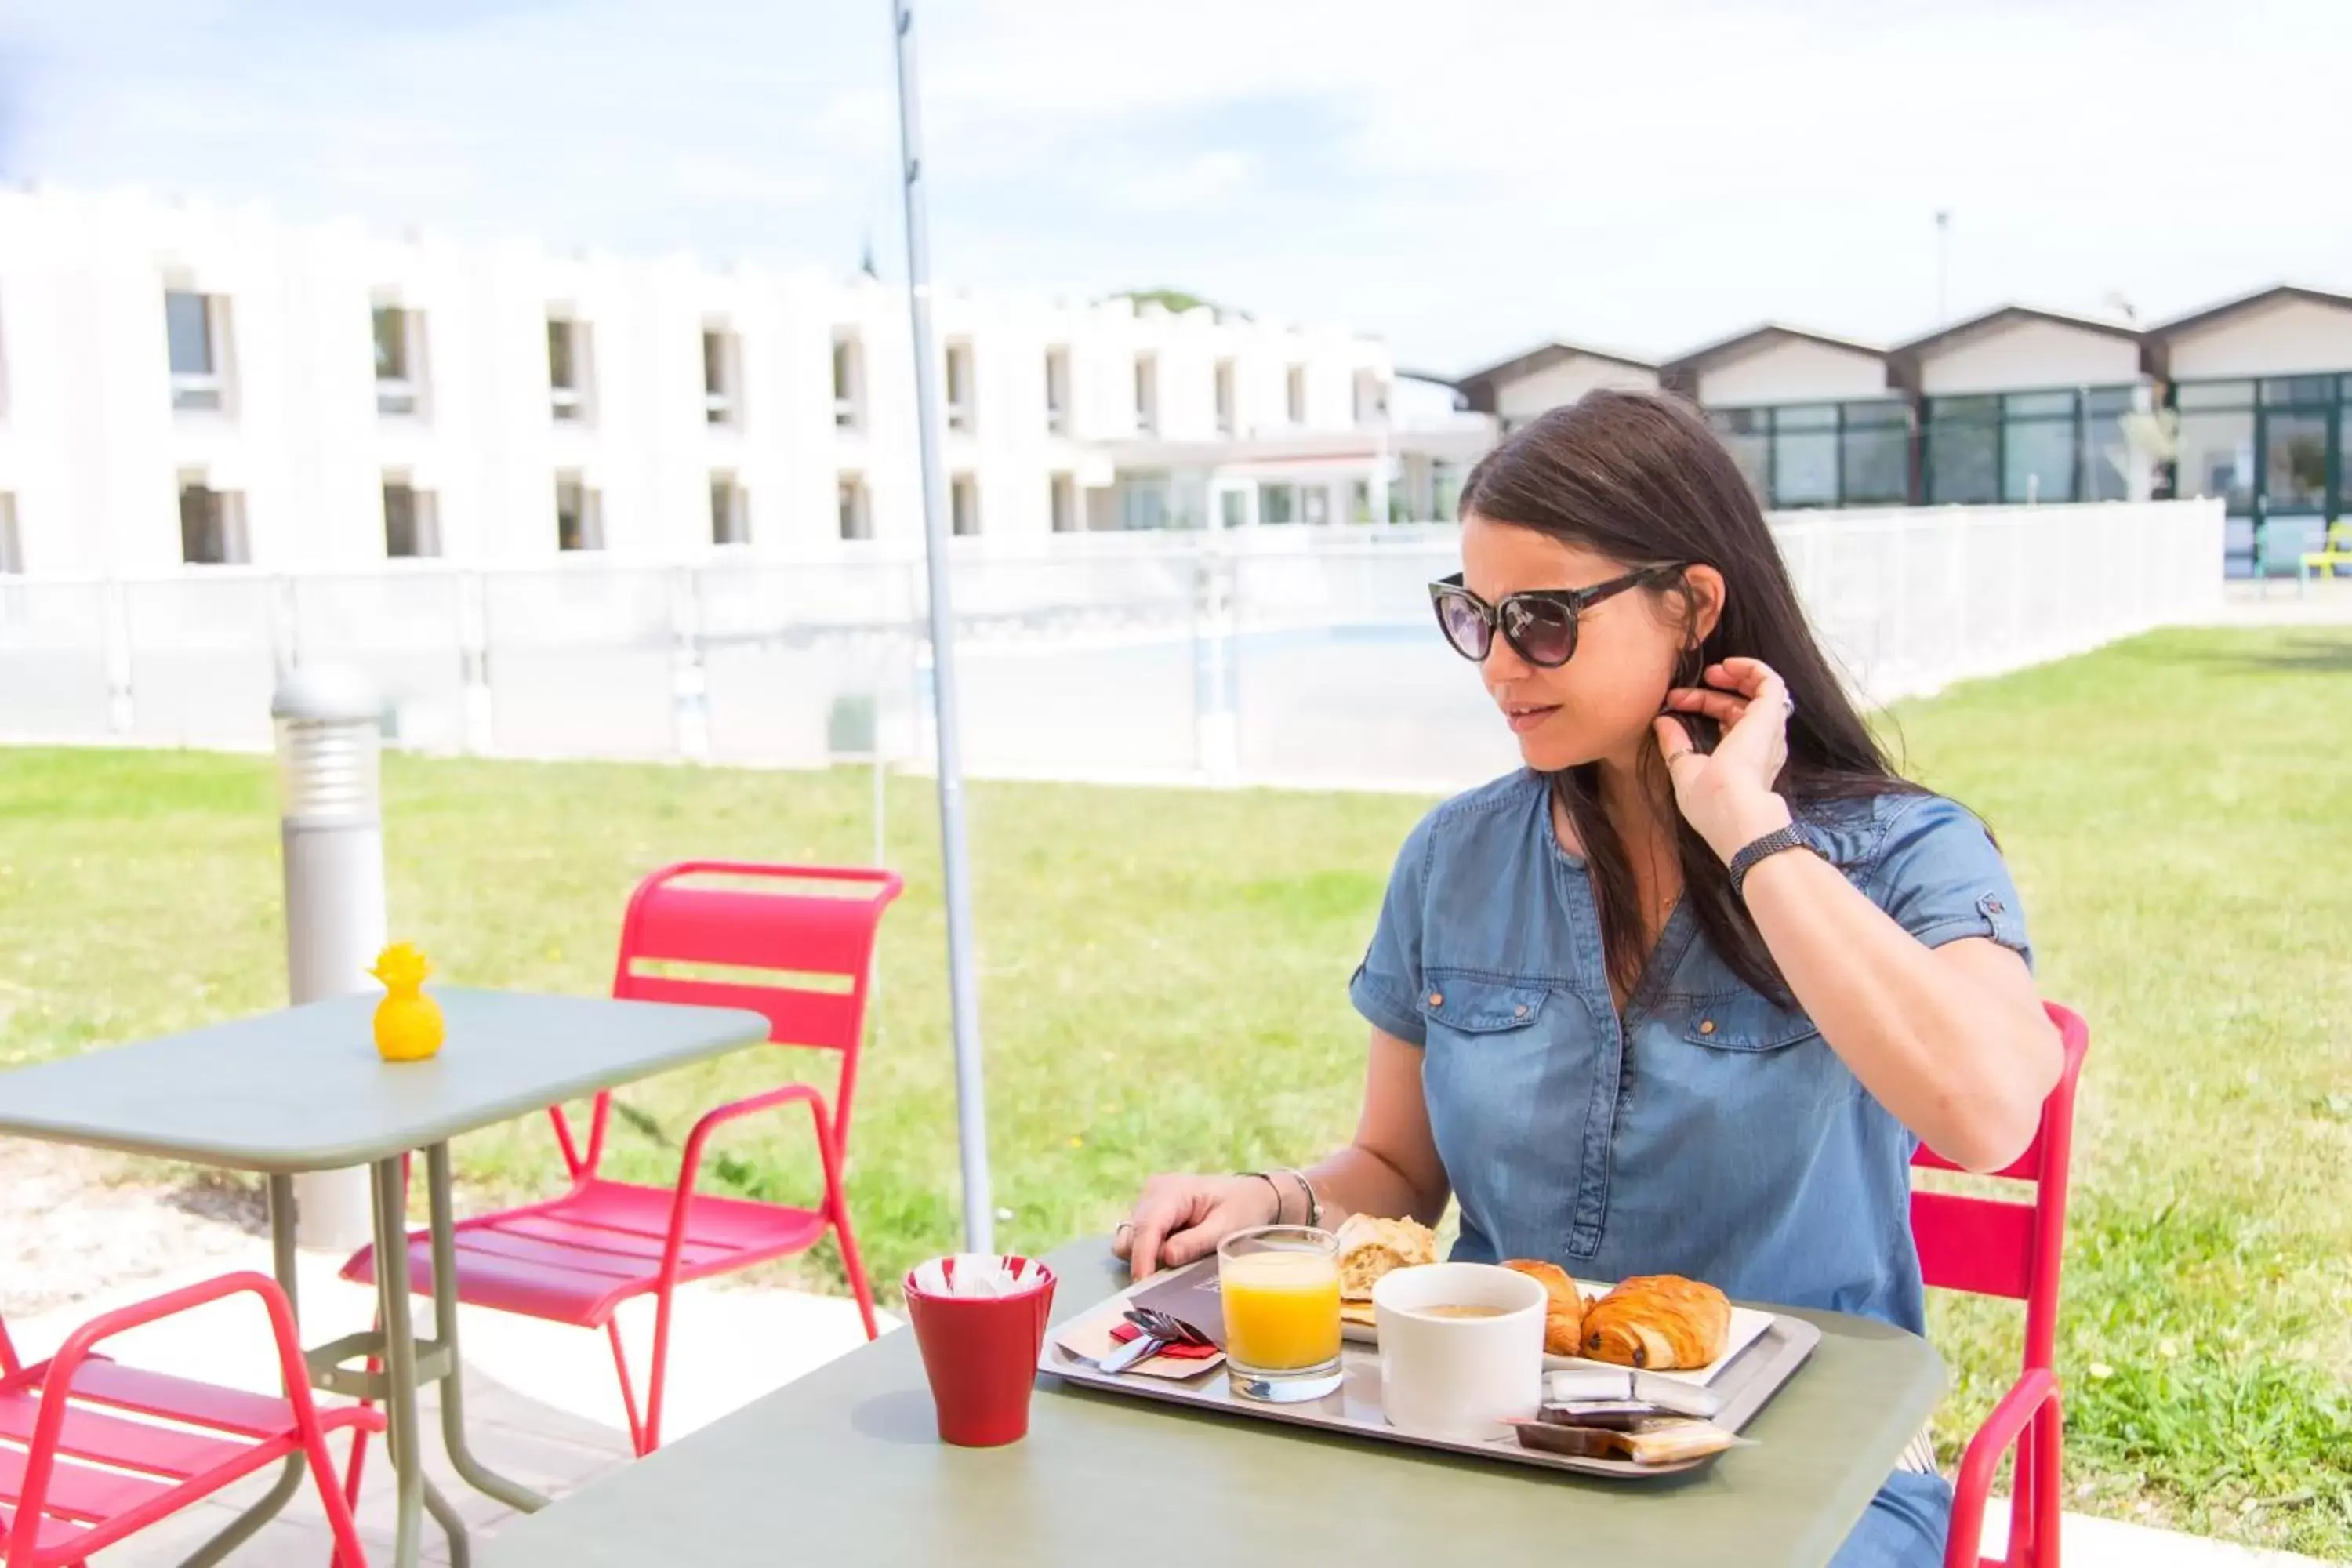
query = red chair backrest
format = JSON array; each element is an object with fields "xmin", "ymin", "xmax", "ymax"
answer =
[
  {"xmin": 1909, "ymin": 1001, "xmax": 2088, "ymax": 1372},
  {"xmin": 611, "ymin": 861, "xmax": 904, "ymax": 1143}
]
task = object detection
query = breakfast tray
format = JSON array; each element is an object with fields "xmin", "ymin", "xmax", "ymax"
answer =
[{"xmin": 1039, "ymin": 1259, "xmax": 1819, "ymax": 1481}]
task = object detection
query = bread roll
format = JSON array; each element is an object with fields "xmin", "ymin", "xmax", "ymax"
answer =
[
  {"xmin": 1334, "ymin": 1214, "xmax": 1436, "ymax": 1300},
  {"xmin": 1580, "ymin": 1275, "xmax": 1731, "ymax": 1370},
  {"xmin": 1501, "ymin": 1258, "xmax": 1586, "ymax": 1357}
]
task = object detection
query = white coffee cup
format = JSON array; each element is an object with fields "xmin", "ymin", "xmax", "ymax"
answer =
[{"xmin": 1371, "ymin": 1261, "xmax": 1548, "ymax": 1442}]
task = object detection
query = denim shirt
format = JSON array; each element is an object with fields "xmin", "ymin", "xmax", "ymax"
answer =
[{"xmin": 1348, "ymin": 770, "xmax": 2031, "ymax": 1335}]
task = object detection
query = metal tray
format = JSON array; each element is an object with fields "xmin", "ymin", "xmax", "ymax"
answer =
[{"xmin": 1040, "ymin": 1261, "xmax": 1820, "ymax": 1481}]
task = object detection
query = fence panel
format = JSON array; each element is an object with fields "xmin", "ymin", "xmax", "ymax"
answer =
[
  {"xmin": 0, "ymin": 581, "xmax": 112, "ymax": 739},
  {"xmin": 480, "ymin": 569, "xmax": 678, "ymax": 759},
  {"xmin": 123, "ymin": 577, "xmax": 279, "ymax": 748}
]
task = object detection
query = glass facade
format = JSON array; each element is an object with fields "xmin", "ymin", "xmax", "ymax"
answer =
[
  {"xmin": 2170, "ymin": 374, "xmax": 2352, "ymax": 575},
  {"xmin": 1708, "ymin": 401, "xmax": 1912, "ymax": 509},
  {"xmin": 1922, "ymin": 386, "xmax": 2142, "ymax": 506}
]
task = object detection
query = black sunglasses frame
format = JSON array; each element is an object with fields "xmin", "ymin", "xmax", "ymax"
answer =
[{"xmin": 1428, "ymin": 564, "xmax": 1687, "ymax": 668}]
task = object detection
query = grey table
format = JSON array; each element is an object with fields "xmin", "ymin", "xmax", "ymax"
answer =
[
  {"xmin": 0, "ymin": 987, "xmax": 769, "ymax": 1568},
  {"xmin": 478, "ymin": 1238, "xmax": 1947, "ymax": 1568}
]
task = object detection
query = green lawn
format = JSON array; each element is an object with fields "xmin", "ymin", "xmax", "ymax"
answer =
[{"xmin": 0, "ymin": 624, "xmax": 2346, "ymax": 1555}]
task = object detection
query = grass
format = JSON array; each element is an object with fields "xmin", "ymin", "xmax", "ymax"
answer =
[{"xmin": 0, "ymin": 623, "xmax": 2346, "ymax": 1555}]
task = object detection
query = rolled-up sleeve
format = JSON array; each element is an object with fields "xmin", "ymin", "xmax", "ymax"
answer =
[
  {"xmin": 1864, "ymin": 794, "xmax": 2033, "ymax": 968},
  {"xmin": 1348, "ymin": 811, "xmax": 1438, "ymax": 1046}
]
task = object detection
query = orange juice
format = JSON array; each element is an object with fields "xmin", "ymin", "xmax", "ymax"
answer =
[{"xmin": 1220, "ymin": 1247, "xmax": 1341, "ymax": 1370}]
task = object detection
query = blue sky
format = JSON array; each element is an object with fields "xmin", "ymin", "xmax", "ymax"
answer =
[{"xmin": 6, "ymin": 0, "xmax": 2347, "ymax": 370}]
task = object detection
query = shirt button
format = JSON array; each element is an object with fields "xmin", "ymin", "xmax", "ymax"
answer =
[
  {"xmin": 1514, "ymin": 1004, "xmax": 1530, "ymax": 1018},
  {"xmin": 1699, "ymin": 1019, "xmax": 1717, "ymax": 1035},
  {"xmin": 1428, "ymin": 992, "xmax": 1443, "ymax": 1007}
]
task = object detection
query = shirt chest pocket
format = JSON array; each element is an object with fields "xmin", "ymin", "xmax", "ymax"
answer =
[
  {"xmin": 1673, "ymin": 991, "xmax": 1823, "ymax": 1053},
  {"xmin": 1420, "ymin": 974, "xmax": 1551, "ymax": 1034}
]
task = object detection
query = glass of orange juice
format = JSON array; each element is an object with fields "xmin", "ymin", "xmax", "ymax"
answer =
[{"xmin": 1217, "ymin": 1225, "xmax": 1343, "ymax": 1403}]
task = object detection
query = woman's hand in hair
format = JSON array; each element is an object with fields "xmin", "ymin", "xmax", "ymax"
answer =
[{"xmin": 1655, "ymin": 656, "xmax": 1799, "ymax": 861}]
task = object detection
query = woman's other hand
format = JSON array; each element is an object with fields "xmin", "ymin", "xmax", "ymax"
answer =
[{"xmin": 1113, "ymin": 1172, "xmax": 1281, "ymax": 1279}]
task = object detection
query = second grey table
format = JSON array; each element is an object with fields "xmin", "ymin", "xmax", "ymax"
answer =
[{"xmin": 0, "ymin": 986, "xmax": 769, "ymax": 1568}]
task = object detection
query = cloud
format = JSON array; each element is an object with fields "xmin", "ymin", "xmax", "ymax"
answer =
[
  {"xmin": 1117, "ymin": 150, "xmax": 1255, "ymax": 212},
  {"xmin": 9, "ymin": 0, "xmax": 2352, "ymax": 368}
]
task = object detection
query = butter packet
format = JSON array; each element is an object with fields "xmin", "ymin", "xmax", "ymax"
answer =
[{"xmin": 1512, "ymin": 1417, "xmax": 1751, "ymax": 1466}]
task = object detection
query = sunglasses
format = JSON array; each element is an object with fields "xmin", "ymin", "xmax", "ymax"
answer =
[{"xmin": 1428, "ymin": 565, "xmax": 1687, "ymax": 668}]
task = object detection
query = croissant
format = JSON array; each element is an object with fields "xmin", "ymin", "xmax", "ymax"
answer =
[
  {"xmin": 1501, "ymin": 1259, "xmax": 1585, "ymax": 1357},
  {"xmin": 1581, "ymin": 1275, "xmax": 1730, "ymax": 1370}
]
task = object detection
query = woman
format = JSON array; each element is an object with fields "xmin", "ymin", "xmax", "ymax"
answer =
[{"xmin": 1114, "ymin": 390, "xmax": 2062, "ymax": 1566}]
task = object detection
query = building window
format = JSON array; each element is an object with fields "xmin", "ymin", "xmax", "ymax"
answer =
[
  {"xmin": 946, "ymin": 341, "xmax": 975, "ymax": 434},
  {"xmin": 2172, "ymin": 383, "xmax": 2256, "ymax": 514},
  {"xmin": 373, "ymin": 305, "xmax": 425, "ymax": 417},
  {"xmin": 165, "ymin": 290, "xmax": 228, "ymax": 412},
  {"xmin": 1350, "ymin": 478, "xmax": 1374, "ymax": 524},
  {"xmin": 382, "ymin": 477, "xmax": 441, "ymax": 558},
  {"xmin": 1923, "ymin": 387, "xmax": 2141, "ymax": 507},
  {"xmin": 833, "ymin": 334, "xmax": 864, "ymax": 430},
  {"xmin": 1709, "ymin": 409, "xmax": 1773, "ymax": 500},
  {"xmin": 554, "ymin": 473, "xmax": 603, "ymax": 551},
  {"xmin": 837, "ymin": 474, "xmax": 871, "ymax": 540},
  {"xmin": 1301, "ymin": 486, "xmax": 1331, "ymax": 526},
  {"xmin": 1049, "ymin": 472, "xmax": 1077, "ymax": 533},
  {"xmin": 1769, "ymin": 404, "xmax": 1839, "ymax": 508},
  {"xmin": 1285, "ymin": 364, "xmax": 1306, "ymax": 425},
  {"xmin": 1214, "ymin": 360, "xmax": 1236, "ymax": 436},
  {"xmin": 177, "ymin": 479, "xmax": 249, "ymax": 564},
  {"xmin": 1353, "ymin": 370, "xmax": 1388, "ymax": 426},
  {"xmin": 1044, "ymin": 347, "xmax": 1071, "ymax": 434},
  {"xmin": 950, "ymin": 473, "xmax": 980, "ymax": 536},
  {"xmin": 1219, "ymin": 488, "xmax": 1247, "ymax": 530},
  {"xmin": 709, "ymin": 473, "xmax": 750, "ymax": 546},
  {"xmin": 0, "ymin": 493, "xmax": 20, "ymax": 573},
  {"xmin": 703, "ymin": 328, "xmax": 742, "ymax": 426},
  {"xmin": 1259, "ymin": 481, "xmax": 1297, "ymax": 525},
  {"xmin": 1430, "ymin": 459, "xmax": 1463, "ymax": 521},
  {"xmin": 547, "ymin": 317, "xmax": 592, "ymax": 423},
  {"xmin": 1120, "ymin": 474, "xmax": 1170, "ymax": 531},
  {"xmin": 1839, "ymin": 402, "xmax": 1912, "ymax": 505},
  {"xmin": 1713, "ymin": 401, "xmax": 1913, "ymax": 508},
  {"xmin": 1134, "ymin": 354, "xmax": 1159, "ymax": 434}
]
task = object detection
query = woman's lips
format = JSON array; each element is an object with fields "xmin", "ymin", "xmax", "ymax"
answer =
[{"xmin": 1504, "ymin": 703, "xmax": 1560, "ymax": 735}]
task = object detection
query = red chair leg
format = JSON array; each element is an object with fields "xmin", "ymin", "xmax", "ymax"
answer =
[
  {"xmin": 833, "ymin": 1209, "xmax": 880, "ymax": 1342},
  {"xmin": 2031, "ymin": 1393, "xmax": 2063, "ymax": 1568},
  {"xmin": 643, "ymin": 1284, "xmax": 678, "ymax": 1455},
  {"xmin": 604, "ymin": 1319, "xmax": 650, "ymax": 1457}
]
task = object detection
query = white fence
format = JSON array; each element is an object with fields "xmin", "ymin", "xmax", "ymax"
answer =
[{"xmin": 0, "ymin": 501, "xmax": 2224, "ymax": 795}]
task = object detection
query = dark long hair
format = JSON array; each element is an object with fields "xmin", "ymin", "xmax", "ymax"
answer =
[{"xmin": 1458, "ymin": 390, "xmax": 1920, "ymax": 1002}]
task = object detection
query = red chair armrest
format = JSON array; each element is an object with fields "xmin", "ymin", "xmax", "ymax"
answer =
[
  {"xmin": 13, "ymin": 1272, "xmax": 347, "ymax": 1530},
  {"xmin": 1946, "ymin": 1367, "xmax": 2059, "ymax": 1568},
  {"xmin": 657, "ymin": 1084, "xmax": 838, "ymax": 1272}
]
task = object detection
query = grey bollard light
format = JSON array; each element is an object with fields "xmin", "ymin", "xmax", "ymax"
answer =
[{"xmin": 272, "ymin": 665, "xmax": 388, "ymax": 1251}]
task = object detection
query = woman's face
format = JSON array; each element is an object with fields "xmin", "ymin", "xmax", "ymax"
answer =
[{"xmin": 1457, "ymin": 513, "xmax": 1712, "ymax": 773}]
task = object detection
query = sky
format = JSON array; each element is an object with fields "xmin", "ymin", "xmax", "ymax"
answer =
[{"xmin": 4, "ymin": 0, "xmax": 2347, "ymax": 373}]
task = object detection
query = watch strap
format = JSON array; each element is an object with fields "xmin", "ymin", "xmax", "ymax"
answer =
[{"xmin": 1727, "ymin": 824, "xmax": 1816, "ymax": 899}]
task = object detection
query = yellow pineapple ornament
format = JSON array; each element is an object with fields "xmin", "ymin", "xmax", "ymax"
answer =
[{"xmin": 369, "ymin": 942, "xmax": 445, "ymax": 1062}]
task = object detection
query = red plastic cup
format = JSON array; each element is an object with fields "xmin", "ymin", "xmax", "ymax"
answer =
[{"xmin": 902, "ymin": 1256, "xmax": 1058, "ymax": 1447}]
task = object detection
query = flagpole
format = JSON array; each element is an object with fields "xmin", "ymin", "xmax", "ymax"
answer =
[{"xmin": 890, "ymin": 0, "xmax": 993, "ymax": 1254}]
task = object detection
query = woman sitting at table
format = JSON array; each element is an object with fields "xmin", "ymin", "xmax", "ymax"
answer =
[{"xmin": 1114, "ymin": 390, "xmax": 2061, "ymax": 1568}]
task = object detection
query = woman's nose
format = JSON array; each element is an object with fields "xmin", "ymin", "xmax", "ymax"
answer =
[{"xmin": 1482, "ymin": 632, "xmax": 1532, "ymax": 684}]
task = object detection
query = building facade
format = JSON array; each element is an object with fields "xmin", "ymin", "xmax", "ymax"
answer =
[
  {"xmin": 0, "ymin": 186, "xmax": 1398, "ymax": 575},
  {"xmin": 1457, "ymin": 285, "xmax": 2352, "ymax": 573}
]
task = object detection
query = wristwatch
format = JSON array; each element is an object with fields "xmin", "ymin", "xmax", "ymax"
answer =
[{"xmin": 1727, "ymin": 825, "xmax": 1820, "ymax": 899}]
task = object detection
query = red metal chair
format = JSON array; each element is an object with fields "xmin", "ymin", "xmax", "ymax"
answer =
[
  {"xmin": 343, "ymin": 861, "xmax": 902, "ymax": 1457},
  {"xmin": 1914, "ymin": 1000, "xmax": 2089, "ymax": 1568},
  {"xmin": 0, "ymin": 1272, "xmax": 379, "ymax": 1567}
]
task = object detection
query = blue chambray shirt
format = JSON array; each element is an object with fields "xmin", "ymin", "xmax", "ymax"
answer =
[{"xmin": 1348, "ymin": 770, "xmax": 2032, "ymax": 1335}]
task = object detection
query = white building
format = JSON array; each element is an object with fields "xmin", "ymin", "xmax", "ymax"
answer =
[{"xmin": 0, "ymin": 186, "xmax": 1398, "ymax": 575}]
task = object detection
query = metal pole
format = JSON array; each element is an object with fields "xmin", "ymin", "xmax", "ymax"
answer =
[
  {"xmin": 271, "ymin": 664, "xmax": 387, "ymax": 1250},
  {"xmin": 1934, "ymin": 210, "xmax": 1951, "ymax": 323},
  {"xmin": 891, "ymin": 0, "xmax": 993, "ymax": 1254}
]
